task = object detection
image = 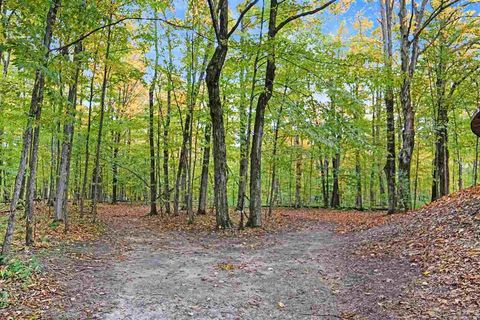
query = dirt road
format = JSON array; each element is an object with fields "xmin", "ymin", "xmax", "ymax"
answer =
[{"xmin": 44, "ymin": 208, "xmax": 417, "ymax": 320}]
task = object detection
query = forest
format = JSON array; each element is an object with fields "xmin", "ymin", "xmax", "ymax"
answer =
[{"xmin": 0, "ymin": 0, "xmax": 479, "ymax": 318}]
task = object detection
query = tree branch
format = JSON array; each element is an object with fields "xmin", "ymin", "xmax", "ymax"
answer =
[
  {"xmin": 275, "ymin": 0, "xmax": 336, "ymax": 33},
  {"xmin": 227, "ymin": 0, "xmax": 259, "ymax": 38},
  {"xmin": 207, "ymin": 0, "xmax": 220, "ymax": 41},
  {"xmin": 50, "ymin": 16, "xmax": 192, "ymax": 53},
  {"xmin": 409, "ymin": 0, "xmax": 463, "ymax": 45}
]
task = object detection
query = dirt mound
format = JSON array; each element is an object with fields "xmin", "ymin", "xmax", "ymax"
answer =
[{"xmin": 362, "ymin": 186, "xmax": 480, "ymax": 318}]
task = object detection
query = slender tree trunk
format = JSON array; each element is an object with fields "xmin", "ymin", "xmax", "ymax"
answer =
[
  {"xmin": 413, "ymin": 145, "xmax": 420, "ymax": 208},
  {"xmin": 294, "ymin": 136, "xmax": 302, "ymax": 209},
  {"xmin": 248, "ymin": 0, "xmax": 335, "ymax": 225},
  {"xmin": 162, "ymin": 29, "xmax": 174, "ymax": 215},
  {"xmin": 147, "ymin": 18, "xmax": 160, "ymax": 216},
  {"xmin": 355, "ymin": 151, "xmax": 363, "ymax": 210},
  {"xmin": 248, "ymin": 0, "xmax": 279, "ymax": 227},
  {"xmin": 380, "ymin": 0, "xmax": 396, "ymax": 214},
  {"xmin": 452, "ymin": 110, "xmax": 462, "ymax": 190},
  {"xmin": 22, "ymin": 0, "xmax": 60, "ymax": 246},
  {"xmin": 112, "ymin": 132, "xmax": 120, "ymax": 204},
  {"xmin": 268, "ymin": 95, "xmax": 284, "ymax": 216},
  {"xmin": 320, "ymin": 156, "xmax": 329, "ymax": 208},
  {"xmin": 174, "ymin": 114, "xmax": 190, "ymax": 215},
  {"xmin": 54, "ymin": 40, "xmax": 83, "ymax": 222},
  {"xmin": 91, "ymin": 16, "xmax": 112, "ymax": 222},
  {"xmin": 236, "ymin": 3, "xmax": 265, "ymax": 212},
  {"xmin": 198, "ymin": 123, "xmax": 211, "ymax": 215},
  {"xmin": 79, "ymin": 52, "xmax": 97, "ymax": 216}
]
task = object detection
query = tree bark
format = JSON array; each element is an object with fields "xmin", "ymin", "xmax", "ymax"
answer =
[{"xmin": 205, "ymin": 0, "xmax": 236, "ymax": 229}]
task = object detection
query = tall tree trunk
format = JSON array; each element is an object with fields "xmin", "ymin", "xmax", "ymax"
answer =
[
  {"xmin": 91, "ymin": 15, "xmax": 112, "ymax": 222},
  {"xmin": 22, "ymin": 0, "xmax": 60, "ymax": 245},
  {"xmin": 236, "ymin": 3, "xmax": 265, "ymax": 213},
  {"xmin": 380, "ymin": 0, "xmax": 396, "ymax": 214},
  {"xmin": 54, "ymin": 40, "xmax": 83, "ymax": 222},
  {"xmin": 397, "ymin": 0, "xmax": 432, "ymax": 211},
  {"xmin": 206, "ymin": 41, "xmax": 231, "ymax": 228},
  {"xmin": 205, "ymin": 0, "xmax": 234, "ymax": 229},
  {"xmin": 147, "ymin": 17, "xmax": 160, "ymax": 216},
  {"xmin": 79, "ymin": 52, "xmax": 97, "ymax": 216},
  {"xmin": 162, "ymin": 28, "xmax": 174, "ymax": 215},
  {"xmin": 248, "ymin": 0, "xmax": 334, "ymax": 226},
  {"xmin": 248, "ymin": 0, "xmax": 279, "ymax": 227}
]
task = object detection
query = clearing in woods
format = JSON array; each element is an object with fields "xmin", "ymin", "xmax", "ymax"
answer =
[
  {"xmin": 37, "ymin": 205, "xmax": 415, "ymax": 320},
  {"xmin": 5, "ymin": 184, "xmax": 480, "ymax": 319}
]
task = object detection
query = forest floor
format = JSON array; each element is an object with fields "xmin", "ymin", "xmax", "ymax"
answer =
[{"xmin": 1, "ymin": 188, "xmax": 480, "ymax": 319}]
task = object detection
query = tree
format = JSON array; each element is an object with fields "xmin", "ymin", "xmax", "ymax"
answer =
[
  {"xmin": 248, "ymin": 0, "xmax": 336, "ymax": 227},
  {"xmin": 205, "ymin": 0, "xmax": 257, "ymax": 229}
]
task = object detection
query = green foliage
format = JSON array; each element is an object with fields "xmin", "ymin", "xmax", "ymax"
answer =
[{"xmin": 0, "ymin": 258, "xmax": 41, "ymax": 282}]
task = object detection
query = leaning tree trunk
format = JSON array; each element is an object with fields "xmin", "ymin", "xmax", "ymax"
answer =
[{"xmin": 1, "ymin": 0, "xmax": 61, "ymax": 254}]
